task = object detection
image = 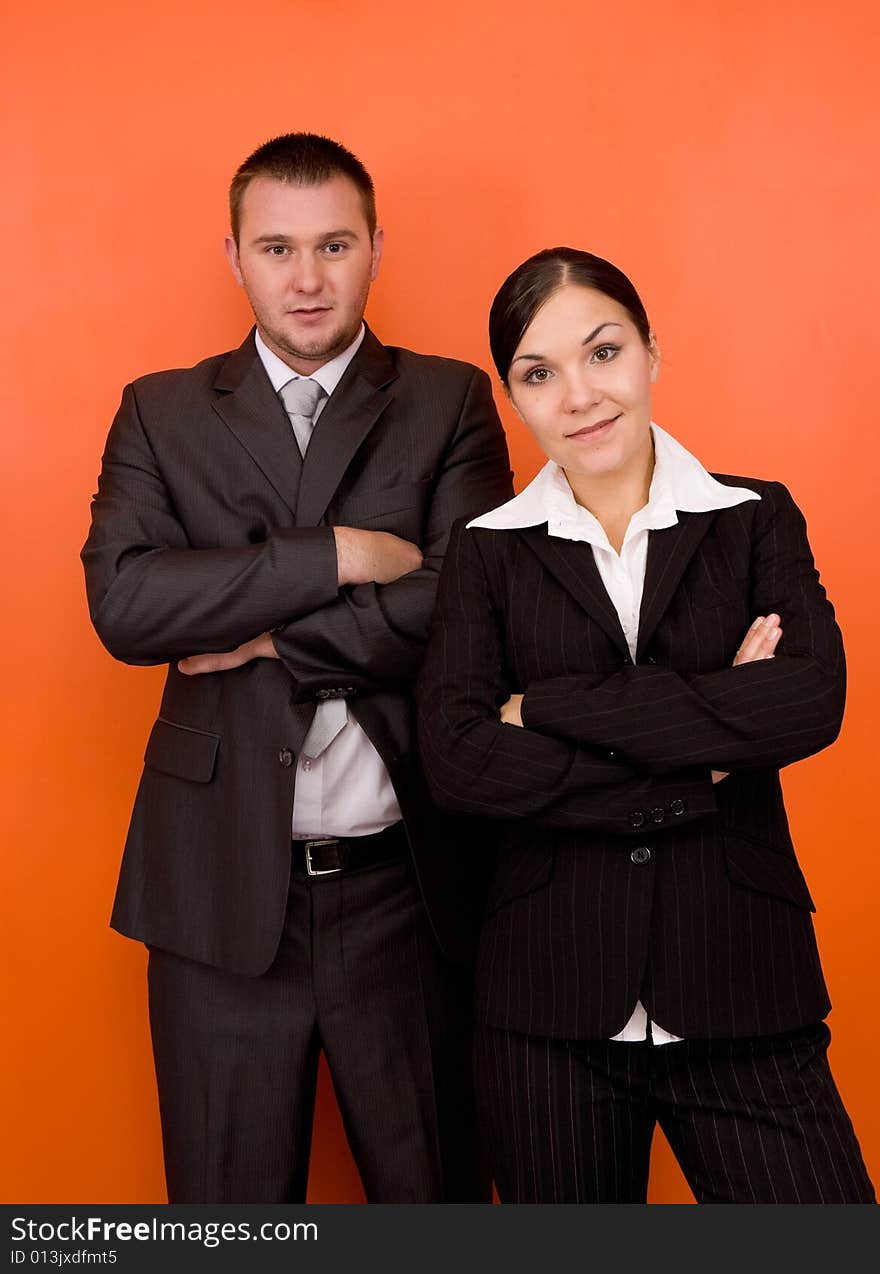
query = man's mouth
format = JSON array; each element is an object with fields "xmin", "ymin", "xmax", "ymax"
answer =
[
  {"xmin": 565, "ymin": 414, "xmax": 621, "ymax": 440},
  {"xmin": 288, "ymin": 307, "xmax": 331, "ymax": 322}
]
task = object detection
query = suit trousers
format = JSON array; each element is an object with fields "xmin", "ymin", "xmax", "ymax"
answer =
[
  {"xmin": 147, "ymin": 855, "xmax": 487, "ymax": 1202},
  {"xmin": 475, "ymin": 1021, "xmax": 875, "ymax": 1203}
]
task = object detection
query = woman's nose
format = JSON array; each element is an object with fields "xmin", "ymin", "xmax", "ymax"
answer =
[{"xmin": 562, "ymin": 370, "xmax": 602, "ymax": 412}]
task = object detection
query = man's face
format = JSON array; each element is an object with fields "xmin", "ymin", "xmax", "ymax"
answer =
[{"xmin": 225, "ymin": 175, "xmax": 383, "ymax": 374}]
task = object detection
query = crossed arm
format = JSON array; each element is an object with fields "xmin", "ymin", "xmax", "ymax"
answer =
[
  {"xmin": 415, "ymin": 484, "xmax": 842, "ymax": 833},
  {"xmin": 82, "ymin": 370, "xmax": 512, "ymax": 695},
  {"xmin": 511, "ymin": 483, "xmax": 844, "ymax": 774}
]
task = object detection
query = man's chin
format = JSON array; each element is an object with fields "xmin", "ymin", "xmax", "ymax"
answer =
[{"xmin": 268, "ymin": 324, "xmax": 357, "ymax": 368}]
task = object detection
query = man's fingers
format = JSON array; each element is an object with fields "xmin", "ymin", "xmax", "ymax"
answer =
[{"xmin": 178, "ymin": 649, "xmax": 246, "ymax": 675}]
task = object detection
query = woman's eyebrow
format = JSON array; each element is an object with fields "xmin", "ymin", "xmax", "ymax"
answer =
[{"xmin": 512, "ymin": 322, "xmax": 623, "ymax": 364}]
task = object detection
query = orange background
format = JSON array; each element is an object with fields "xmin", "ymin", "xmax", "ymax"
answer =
[{"xmin": 4, "ymin": 0, "xmax": 879, "ymax": 1204}]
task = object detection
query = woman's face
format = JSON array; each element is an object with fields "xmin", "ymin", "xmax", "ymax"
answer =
[{"xmin": 506, "ymin": 283, "xmax": 658, "ymax": 487}]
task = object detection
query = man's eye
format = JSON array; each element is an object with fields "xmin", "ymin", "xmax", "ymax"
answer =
[
  {"xmin": 266, "ymin": 245, "xmax": 288, "ymax": 256},
  {"xmin": 324, "ymin": 242, "xmax": 346, "ymax": 254},
  {"xmin": 591, "ymin": 344, "xmax": 620, "ymax": 363},
  {"xmin": 524, "ymin": 367, "xmax": 551, "ymax": 384}
]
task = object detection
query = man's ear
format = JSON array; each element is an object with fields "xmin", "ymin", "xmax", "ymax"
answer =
[
  {"xmin": 370, "ymin": 226, "xmax": 385, "ymax": 281},
  {"xmin": 224, "ymin": 234, "xmax": 244, "ymax": 287}
]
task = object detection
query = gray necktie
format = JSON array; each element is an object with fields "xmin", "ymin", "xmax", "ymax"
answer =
[
  {"xmin": 278, "ymin": 376, "xmax": 346, "ymax": 758},
  {"xmin": 279, "ymin": 377, "xmax": 325, "ymax": 456}
]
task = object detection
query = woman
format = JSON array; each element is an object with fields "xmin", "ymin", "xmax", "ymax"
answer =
[{"xmin": 416, "ymin": 248, "xmax": 875, "ymax": 1204}]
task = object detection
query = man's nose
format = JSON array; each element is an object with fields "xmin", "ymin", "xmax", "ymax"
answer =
[{"xmin": 291, "ymin": 255, "xmax": 323, "ymax": 294}]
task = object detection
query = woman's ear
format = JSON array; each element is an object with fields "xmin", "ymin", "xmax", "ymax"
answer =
[
  {"xmin": 504, "ymin": 379, "xmax": 526, "ymax": 422},
  {"xmin": 648, "ymin": 333, "xmax": 661, "ymax": 383}
]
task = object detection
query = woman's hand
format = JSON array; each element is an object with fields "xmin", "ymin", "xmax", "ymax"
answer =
[
  {"xmin": 712, "ymin": 614, "xmax": 783, "ymax": 782},
  {"xmin": 500, "ymin": 693, "xmax": 524, "ymax": 727},
  {"xmin": 733, "ymin": 613, "xmax": 782, "ymax": 667}
]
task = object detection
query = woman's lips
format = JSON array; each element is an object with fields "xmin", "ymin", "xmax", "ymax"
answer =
[{"xmin": 565, "ymin": 414, "xmax": 621, "ymax": 440}]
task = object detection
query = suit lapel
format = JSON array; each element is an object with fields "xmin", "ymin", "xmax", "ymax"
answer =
[
  {"xmin": 517, "ymin": 526, "xmax": 630, "ymax": 659},
  {"xmin": 296, "ymin": 327, "xmax": 399, "ymax": 528},
  {"xmin": 212, "ymin": 330, "xmax": 303, "ymax": 518},
  {"xmin": 637, "ymin": 511, "xmax": 718, "ymax": 659}
]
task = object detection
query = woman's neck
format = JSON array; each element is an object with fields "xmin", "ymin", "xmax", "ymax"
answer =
[{"xmin": 564, "ymin": 437, "xmax": 655, "ymax": 555}]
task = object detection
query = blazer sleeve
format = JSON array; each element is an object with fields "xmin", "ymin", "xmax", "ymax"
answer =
[
  {"xmin": 81, "ymin": 382, "xmax": 340, "ymax": 665},
  {"xmin": 415, "ymin": 518, "xmax": 718, "ymax": 834},
  {"xmin": 521, "ymin": 482, "xmax": 845, "ymax": 773},
  {"xmin": 270, "ymin": 367, "xmax": 515, "ymax": 699}
]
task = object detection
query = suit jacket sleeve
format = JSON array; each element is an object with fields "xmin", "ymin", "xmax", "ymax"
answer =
[
  {"xmin": 81, "ymin": 382, "xmax": 340, "ymax": 665},
  {"xmin": 521, "ymin": 482, "xmax": 846, "ymax": 773},
  {"xmin": 270, "ymin": 367, "xmax": 515, "ymax": 699},
  {"xmin": 416, "ymin": 518, "xmax": 718, "ymax": 834}
]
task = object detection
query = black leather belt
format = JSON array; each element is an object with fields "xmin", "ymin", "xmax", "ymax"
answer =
[{"xmin": 291, "ymin": 822, "xmax": 408, "ymax": 877}]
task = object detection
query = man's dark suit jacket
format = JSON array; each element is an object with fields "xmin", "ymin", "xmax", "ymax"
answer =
[
  {"xmin": 417, "ymin": 479, "xmax": 843, "ymax": 1039},
  {"xmin": 82, "ymin": 326, "xmax": 513, "ymax": 974}
]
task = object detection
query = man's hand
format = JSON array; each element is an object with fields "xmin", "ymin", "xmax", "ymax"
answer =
[
  {"xmin": 500, "ymin": 693, "xmax": 524, "ymax": 727},
  {"xmin": 333, "ymin": 527, "xmax": 423, "ymax": 586},
  {"xmin": 178, "ymin": 631, "xmax": 278, "ymax": 676},
  {"xmin": 712, "ymin": 613, "xmax": 782, "ymax": 782}
]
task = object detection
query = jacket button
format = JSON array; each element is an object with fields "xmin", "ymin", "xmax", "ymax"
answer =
[
  {"xmin": 630, "ymin": 846, "xmax": 652, "ymax": 864},
  {"xmin": 669, "ymin": 798, "xmax": 686, "ymax": 816},
  {"xmin": 279, "ymin": 749, "xmax": 293, "ymax": 767},
  {"xmin": 629, "ymin": 811, "xmax": 646, "ymax": 828},
  {"xmin": 344, "ymin": 686, "xmax": 356, "ymax": 695},
  {"xmin": 650, "ymin": 806, "xmax": 665, "ymax": 824},
  {"xmin": 644, "ymin": 654, "xmax": 657, "ymax": 665},
  {"xmin": 608, "ymin": 750, "xmax": 617, "ymax": 760}
]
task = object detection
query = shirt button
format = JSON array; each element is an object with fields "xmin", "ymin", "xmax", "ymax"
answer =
[
  {"xmin": 302, "ymin": 758, "xmax": 312, "ymax": 772},
  {"xmin": 650, "ymin": 806, "xmax": 665, "ymax": 824},
  {"xmin": 630, "ymin": 846, "xmax": 652, "ymax": 865},
  {"xmin": 669, "ymin": 798, "xmax": 686, "ymax": 816},
  {"xmin": 279, "ymin": 749, "xmax": 293, "ymax": 768}
]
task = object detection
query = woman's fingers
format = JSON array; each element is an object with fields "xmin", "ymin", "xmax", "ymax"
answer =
[{"xmin": 733, "ymin": 614, "xmax": 781, "ymax": 666}]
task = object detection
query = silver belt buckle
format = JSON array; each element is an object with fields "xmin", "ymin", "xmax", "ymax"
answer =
[{"xmin": 305, "ymin": 837, "xmax": 343, "ymax": 877}]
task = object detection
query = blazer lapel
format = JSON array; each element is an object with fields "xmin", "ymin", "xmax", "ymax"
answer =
[
  {"xmin": 637, "ymin": 511, "xmax": 718, "ymax": 660},
  {"xmin": 212, "ymin": 330, "xmax": 303, "ymax": 518},
  {"xmin": 296, "ymin": 326, "xmax": 399, "ymax": 528},
  {"xmin": 517, "ymin": 526, "xmax": 631, "ymax": 660}
]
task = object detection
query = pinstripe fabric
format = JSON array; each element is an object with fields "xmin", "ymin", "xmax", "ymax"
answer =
[
  {"xmin": 475, "ymin": 1023, "xmax": 874, "ymax": 1204},
  {"xmin": 416, "ymin": 479, "xmax": 841, "ymax": 1038}
]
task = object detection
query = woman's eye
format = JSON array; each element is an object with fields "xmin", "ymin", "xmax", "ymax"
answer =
[
  {"xmin": 591, "ymin": 344, "xmax": 620, "ymax": 363},
  {"xmin": 524, "ymin": 367, "xmax": 551, "ymax": 384}
]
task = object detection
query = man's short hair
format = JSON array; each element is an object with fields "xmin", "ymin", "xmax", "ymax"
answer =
[{"xmin": 230, "ymin": 133, "xmax": 377, "ymax": 242}]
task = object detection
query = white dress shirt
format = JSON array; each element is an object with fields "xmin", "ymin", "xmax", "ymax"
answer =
[
  {"xmin": 468, "ymin": 423, "xmax": 761, "ymax": 1043},
  {"xmin": 255, "ymin": 326, "xmax": 403, "ymax": 837}
]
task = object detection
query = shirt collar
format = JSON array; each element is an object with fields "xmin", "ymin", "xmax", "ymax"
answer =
[
  {"xmin": 467, "ymin": 422, "xmax": 760, "ymax": 546},
  {"xmin": 254, "ymin": 323, "xmax": 366, "ymax": 398}
]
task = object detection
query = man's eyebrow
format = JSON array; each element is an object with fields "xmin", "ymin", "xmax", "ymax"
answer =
[
  {"xmin": 511, "ymin": 322, "xmax": 623, "ymax": 364},
  {"xmin": 250, "ymin": 228, "xmax": 359, "ymax": 245}
]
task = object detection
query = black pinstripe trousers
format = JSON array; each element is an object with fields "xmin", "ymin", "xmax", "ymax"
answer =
[
  {"xmin": 147, "ymin": 856, "xmax": 486, "ymax": 1202},
  {"xmin": 475, "ymin": 1021, "xmax": 875, "ymax": 1203}
]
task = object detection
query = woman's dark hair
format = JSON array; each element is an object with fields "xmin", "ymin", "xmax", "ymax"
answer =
[{"xmin": 488, "ymin": 247, "xmax": 651, "ymax": 384}]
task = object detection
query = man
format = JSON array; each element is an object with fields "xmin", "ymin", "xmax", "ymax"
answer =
[{"xmin": 82, "ymin": 133, "xmax": 513, "ymax": 1203}]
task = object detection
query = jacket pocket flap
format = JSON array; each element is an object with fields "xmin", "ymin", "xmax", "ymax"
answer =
[
  {"xmin": 723, "ymin": 830, "xmax": 815, "ymax": 911},
  {"xmin": 144, "ymin": 718, "xmax": 220, "ymax": 783},
  {"xmin": 486, "ymin": 839, "xmax": 553, "ymax": 914}
]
